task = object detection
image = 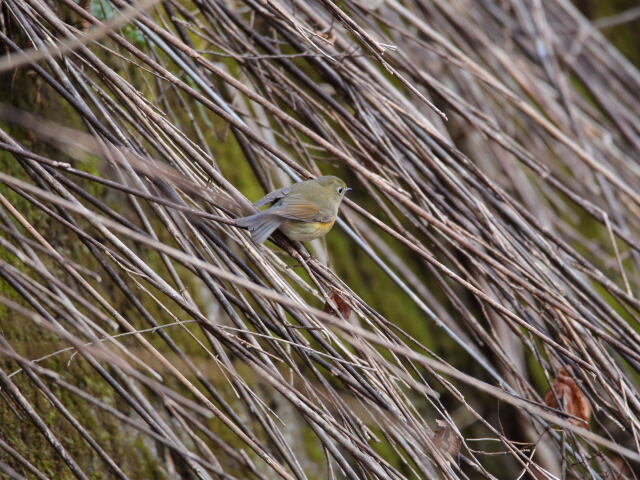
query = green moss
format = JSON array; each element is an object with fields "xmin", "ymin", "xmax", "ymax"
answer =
[
  {"xmin": 574, "ymin": 0, "xmax": 640, "ymax": 67},
  {"xmin": 0, "ymin": 58, "xmax": 170, "ymax": 480},
  {"xmin": 526, "ymin": 348, "xmax": 549, "ymax": 392},
  {"xmin": 368, "ymin": 426, "xmax": 416, "ymax": 476},
  {"xmin": 213, "ymin": 128, "xmax": 266, "ymax": 202},
  {"xmin": 301, "ymin": 424, "xmax": 324, "ymax": 466},
  {"xmin": 130, "ymin": 435, "xmax": 167, "ymax": 479},
  {"xmin": 0, "ymin": 152, "xmax": 36, "ymax": 319},
  {"xmin": 568, "ymin": 74, "xmax": 600, "ymax": 110},
  {"xmin": 0, "ymin": 275, "xmax": 177, "ymax": 477},
  {"xmin": 79, "ymin": 155, "xmax": 107, "ymax": 199},
  {"xmin": 0, "ymin": 74, "xmax": 250, "ymax": 476},
  {"xmin": 326, "ymin": 225, "xmax": 437, "ymax": 349}
]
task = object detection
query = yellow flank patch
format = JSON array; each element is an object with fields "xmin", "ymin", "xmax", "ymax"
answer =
[{"xmin": 279, "ymin": 219, "xmax": 336, "ymax": 242}]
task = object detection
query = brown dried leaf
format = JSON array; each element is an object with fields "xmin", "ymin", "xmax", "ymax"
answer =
[
  {"xmin": 79, "ymin": 0, "xmax": 91, "ymax": 32},
  {"xmin": 323, "ymin": 291, "xmax": 352, "ymax": 319},
  {"xmin": 314, "ymin": 31, "xmax": 336, "ymax": 44},
  {"xmin": 433, "ymin": 420, "xmax": 462, "ymax": 458},
  {"xmin": 544, "ymin": 367, "xmax": 592, "ymax": 428}
]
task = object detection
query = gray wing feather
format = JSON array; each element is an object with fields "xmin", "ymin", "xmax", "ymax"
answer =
[
  {"xmin": 236, "ymin": 211, "xmax": 283, "ymax": 243},
  {"xmin": 260, "ymin": 192, "xmax": 333, "ymax": 222},
  {"xmin": 267, "ymin": 206, "xmax": 333, "ymax": 223},
  {"xmin": 254, "ymin": 185, "xmax": 292, "ymax": 207}
]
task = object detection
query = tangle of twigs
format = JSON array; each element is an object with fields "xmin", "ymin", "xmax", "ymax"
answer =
[{"xmin": 0, "ymin": 0, "xmax": 639, "ymax": 479}]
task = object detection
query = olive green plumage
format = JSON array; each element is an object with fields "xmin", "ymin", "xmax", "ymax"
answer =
[{"xmin": 236, "ymin": 176, "xmax": 350, "ymax": 243}]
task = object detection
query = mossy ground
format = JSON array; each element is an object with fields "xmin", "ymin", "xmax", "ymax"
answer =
[
  {"xmin": 0, "ymin": 66, "xmax": 173, "ymax": 478},
  {"xmin": 0, "ymin": 58, "xmax": 320, "ymax": 479}
]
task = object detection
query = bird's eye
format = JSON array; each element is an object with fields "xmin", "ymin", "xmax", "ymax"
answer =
[{"xmin": 337, "ymin": 187, "xmax": 345, "ymax": 194}]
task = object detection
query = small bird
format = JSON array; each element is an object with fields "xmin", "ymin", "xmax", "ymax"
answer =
[{"xmin": 236, "ymin": 175, "xmax": 350, "ymax": 243}]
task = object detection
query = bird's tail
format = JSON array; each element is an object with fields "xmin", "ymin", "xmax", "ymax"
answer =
[{"xmin": 235, "ymin": 211, "xmax": 283, "ymax": 244}]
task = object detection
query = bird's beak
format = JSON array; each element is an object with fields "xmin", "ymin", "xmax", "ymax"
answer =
[{"xmin": 345, "ymin": 187, "xmax": 352, "ymax": 193}]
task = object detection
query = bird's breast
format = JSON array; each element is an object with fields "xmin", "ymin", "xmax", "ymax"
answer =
[{"xmin": 279, "ymin": 219, "xmax": 336, "ymax": 242}]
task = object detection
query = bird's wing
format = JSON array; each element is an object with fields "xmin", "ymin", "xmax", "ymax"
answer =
[
  {"xmin": 269, "ymin": 194, "xmax": 334, "ymax": 222},
  {"xmin": 254, "ymin": 185, "xmax": 292, "ymax": 207}
]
